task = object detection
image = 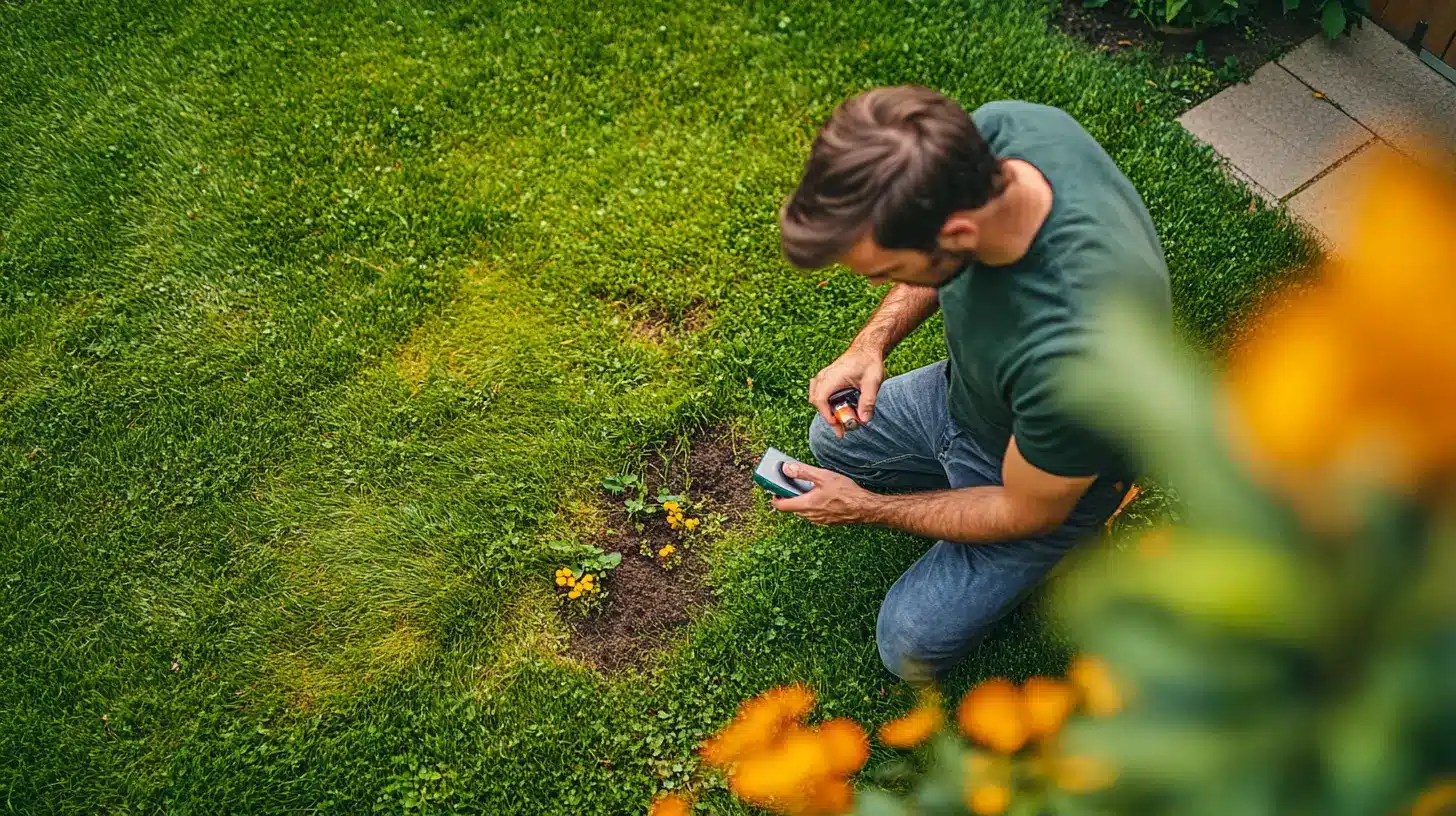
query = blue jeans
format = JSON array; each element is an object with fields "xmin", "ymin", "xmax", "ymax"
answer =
[{"xmin": 807, "ymin": 361, "xmax": 1125, "ymax": 682}]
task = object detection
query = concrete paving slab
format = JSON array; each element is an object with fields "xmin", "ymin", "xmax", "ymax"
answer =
[
  {"xmin": 1226, "ymin": 163, "xmax": 1276, "ymax": 205},
  {"xmin": 1286, "ymin": 140, "xmax": 1412, "ymax": 257},
  {"xmin": 1279, "ymin": 25, "xmax": 1456, "ymax": 175},
  {"xmin": 1179, "ymin": 63, "xmax": 1373, "ymax": 199}
]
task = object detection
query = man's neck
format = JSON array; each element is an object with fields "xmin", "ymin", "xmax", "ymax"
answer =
[{"xmin": 975, "ymin": 159, "xmax": 1053, "ymax": 267}]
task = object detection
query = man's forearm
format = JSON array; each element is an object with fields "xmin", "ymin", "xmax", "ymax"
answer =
[
  {"xmin": 861, "ymin": 486, "xmax": 1060, "ymax": 543},
  {"xmin": 850, "ymin": 284, "xmax": 940, "ymax": 358}
]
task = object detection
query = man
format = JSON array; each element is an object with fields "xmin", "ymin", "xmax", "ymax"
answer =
[{"xmin": 773, "ymin": 87, "xmax": 1171, "ymax": 682}]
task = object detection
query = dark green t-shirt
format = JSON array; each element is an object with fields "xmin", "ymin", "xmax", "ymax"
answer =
[{"xmin": 938, "ymin": 101, "xmax": 1171, "ymax": 481}]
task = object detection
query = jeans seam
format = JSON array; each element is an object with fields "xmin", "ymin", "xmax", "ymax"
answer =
[{"xmin": 865, "ymin": 453, "xmax": 918, "ymax": 470}]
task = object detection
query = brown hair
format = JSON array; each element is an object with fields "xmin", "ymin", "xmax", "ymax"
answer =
[{"xmin": 779, "ymin": 86, "xmax": 1003, "ymax": 269}]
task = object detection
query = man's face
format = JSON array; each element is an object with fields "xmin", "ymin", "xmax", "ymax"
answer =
[{"xmin": 839, "ymin": 234, "xmax": 968, "ymax": 287}]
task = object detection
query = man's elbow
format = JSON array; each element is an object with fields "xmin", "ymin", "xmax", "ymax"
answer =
[{"xmin": 1011, "ymin": 505, "xmax": 1072, "ymax": 539}]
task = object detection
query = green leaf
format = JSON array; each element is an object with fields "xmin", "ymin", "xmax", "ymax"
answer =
[
  {"xmin": 1166, "ymin": 0, "xmax": 1189, "ymax": 22},
  {"xmin": 1322, "ymin": 0, "xmax": 1347, "ymax": 37},
  {"xmin": 854, "ymin": 789, "xmax": 910, "ymax": 816},
  {"xmin": 656, "ymin": 493, "xmax": 683, "ymax": 504},
  {"xmin": 1283, "ymin": 0, "xmax": 1300, "ymax": 12},
  {"xmin": 600, "ymin": 552, "xmax": 622, "ymax": 569}
]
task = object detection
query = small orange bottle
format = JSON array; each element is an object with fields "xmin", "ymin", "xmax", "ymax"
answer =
[{"xmin": 829, "ymin": 387, "xmax": 862, "ymax": 432}]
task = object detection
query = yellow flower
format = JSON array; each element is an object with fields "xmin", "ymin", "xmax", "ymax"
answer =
[
  {"xmin": 966, "ymin": 783, "xmax": 1010, "ymax": 816},
  {"xmin": 555, "ymin": 576, "xmax": 568, "ymax": 587},
  {"xmin": 580, "ymin": 573, "xmax": 595, "ymax": 585},
  {"xmin": 663, "ymin": 501, "xmax": 681, "ymax": 513},
  {"xmin": 667, "ymin": 516, "xmax": 681, "ymax": 529},
  {"xmin": 568, "ymin": 589, "xmax": 581, "ymax": 599},
  {"xmin": 877, "ymin": 701, "xmax": 942, "ymax": 749},
  {"xmin": 1068, "ymin": 656, "xmax": 1123, "ymax": 717},
  {"xmin": 1022, "ymin": 677, "xmax": 1076, "ymax": 740},
  {"xmin": 957, "ymin": 679, "xmax": 1029, "ymax": 754},
  {"xmin": 659, "ymin": 545, "xmax": 675, "ymax": 558},
  {"xmin": 648, "ymin": 793, "xmax": 691, "ymax": 816},
  {"xmin": 684, "ymin": 518, "xmax": 700, "ymax": 531},
  {"xmin": 1228, "ymin": 157, "xmax": 1456, "ymax": 490}
]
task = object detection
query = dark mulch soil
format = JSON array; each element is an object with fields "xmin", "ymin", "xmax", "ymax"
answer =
[
  {"xmin": 567, "ymin": 426, "xmax": 756, "ymax": 673},
  {"xmin": 1055, "ymin": 0, "xmax": 1321, "ymax": 77}
]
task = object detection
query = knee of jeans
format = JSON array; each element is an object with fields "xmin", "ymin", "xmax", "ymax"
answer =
[
  {"xmin": 808, "ymin": 414, "xmax": 842, "ymax": 466},
  {"xmin": 876, "ymin": 594, "xmax": 952, "ymax": 683}
]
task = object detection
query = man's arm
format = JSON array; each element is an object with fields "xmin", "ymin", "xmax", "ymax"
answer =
[
  {"xmin": 810, "ymin": 284, "xmax": 940, "ymax": 431},
  {"xmin": 775, "ymin": 437, "xmax": 1095, "ymax": 542},
  {"xmin": 850, "ymin": 284, "xmax": 941, "ymax": 357}
]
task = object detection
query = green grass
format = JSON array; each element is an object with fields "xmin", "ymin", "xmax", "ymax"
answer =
[{"xmin": 1, "ymin": 0, "xmax": 1311, "ymax": 812}]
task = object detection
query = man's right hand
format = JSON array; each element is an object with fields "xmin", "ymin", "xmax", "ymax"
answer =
[{"xmin": 809, "ymin": 345, "xmax": 885, "ymax": 438}]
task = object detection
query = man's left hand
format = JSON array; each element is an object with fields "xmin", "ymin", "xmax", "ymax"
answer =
[{"xmin": 770, "ymin": 463, "xmax": 875, "ymax": 525}]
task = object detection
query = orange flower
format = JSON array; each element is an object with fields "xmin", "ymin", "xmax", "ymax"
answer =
[
  {"xmin": 647, "ymin": 793, "xmax": 691, "ymax": 816},
  {"xmin": 966, "ymin": 783, "xmax": 1010, "ymax": 815},
  {"xmin": 701, "ymin": 685, "xmax": 817, "ymax": 767},
  {"xmin": 729, "ymin": 721, "xmax": 866, "ymax": 814},
  {"xmin": 1068, "ymin": 656, "xmax": 1123, "ymax": 717},
  {"xmin": 1051, "ymin": 754, "xmax": 1118, "ymax": 793},
  {"xmin": 1022, "ymin": 677, "xmax": 1076, "ymax": 740},
  {"xmin": 957, "ymin": 679, "xmax": 1029, "ymax": 754},
  {"xmin": 1228, "ymin": 156, "xmax": 1456, "ymax": 490},
  {"xmin": 817, "ymin": 718, "xmax": 869, "ymax": 774},
  {"xmin": 703, "ymin": 687, "xmax": 865, "ymax": 816},
  {"xmin": 1412, "ymin": 781, "xmax": 1456, "ymax": 816},
  {"xmin": 878, "ymin": 702, "xmax": 943, "ymax": 749}
]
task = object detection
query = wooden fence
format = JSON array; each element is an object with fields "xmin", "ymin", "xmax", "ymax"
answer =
[{"xmin": 1372, "ymin": 0, "xmax": 1456, "ymax": 66}]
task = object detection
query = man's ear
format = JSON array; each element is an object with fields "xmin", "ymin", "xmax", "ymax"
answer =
[{"xmin": 938, "ymin": 212, "xmax": 978, "ymax": 252}]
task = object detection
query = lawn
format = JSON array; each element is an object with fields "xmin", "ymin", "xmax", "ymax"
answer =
[{"xmin": 0, "ymin": 0, "xmax": 1311, "ymax": 812}]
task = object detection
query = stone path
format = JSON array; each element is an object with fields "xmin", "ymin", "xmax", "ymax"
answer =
[{"xmin": 1179, "ymin": 23, "xmax": 1456, "ymax": 257}]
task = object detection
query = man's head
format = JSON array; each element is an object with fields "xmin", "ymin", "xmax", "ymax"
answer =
[{"xmin": 779, "ymin": 86, "xmax": 1004, "ymax": 286}]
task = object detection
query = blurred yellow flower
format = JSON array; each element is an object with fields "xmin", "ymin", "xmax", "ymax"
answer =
[
  {"xmin": 647, "ymin": 793, "xmax": 691, "ymax": 816},
  {"xmin": 663, "ymin": 501, "xmax": 681, "ymax": 512},
  {"xmin": 568, "ymin": 589, "xmax": 581, "ymax": 599},
  {"xmin": 1228, "ymin": 156, "xmax": 1456, "ymax": 491},
  {"xmin": 1022, "ymin": 677, "xmax": 1076, "ymax": 740},
  {"xmin": 659, "ymin": 545, "xmax": 675, "ymax": 558},
  {"xmin": 555, "ymin": 576, "xmax": 568, "ymax": 587},
  {"xmin": 1068, "ymin": 656, "xmax": 1123, "ymax": 717},
  {"xmin": 957, "ymin": 679, "xmax": 1029, "ymax": 754},
  {"xmin": 684, "ymin": 518, "xmax": 700, "ymax": 531},
  {"xmin": 702, "ymin": 687, "xmax": 865, "ymax": 815},
  {"xmin": 877, "ymin": 701, "xmax": 943, "ymax": 748},
  {"xmin": 702, "ymin": 685, "xmax": 817, "ymax": 767},
  {"xmin": 966, "ymin": 783, "xmax": 1010, "ymax": 815}
]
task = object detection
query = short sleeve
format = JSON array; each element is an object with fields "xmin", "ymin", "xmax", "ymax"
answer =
[{"xmin": 1008, "ymin": 352, "xmax": 1116, "ymax": 478}]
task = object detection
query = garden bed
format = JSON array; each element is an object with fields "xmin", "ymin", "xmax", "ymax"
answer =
[
  {"xmin": 1056, "ymin": 0, "xmax": 1321, "ymax": 102},
  {"xmin": 562, "ymin": 428, "xmax": 755, "ymax": 673}
]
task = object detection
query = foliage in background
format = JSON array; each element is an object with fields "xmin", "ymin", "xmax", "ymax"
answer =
[
  {"xmin": 680, "ymin": 147, "xmax": 1454, "ymax": 816},
  {"xmin": 1089, "ymin": 0, "xmax": 1368, "ymax": 37}
]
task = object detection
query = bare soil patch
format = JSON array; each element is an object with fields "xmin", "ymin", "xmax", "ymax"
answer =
[
  {"xmin": 1055, "ymin": 0, "xmax": 1320, "ymax": 100},
  {"xmin": 606, "ymin": 297, "xmax": 712, "ymax": 345},
  {"xmin": 567, "ymin": 426, "xmax": 756, "ymax": 672}
]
